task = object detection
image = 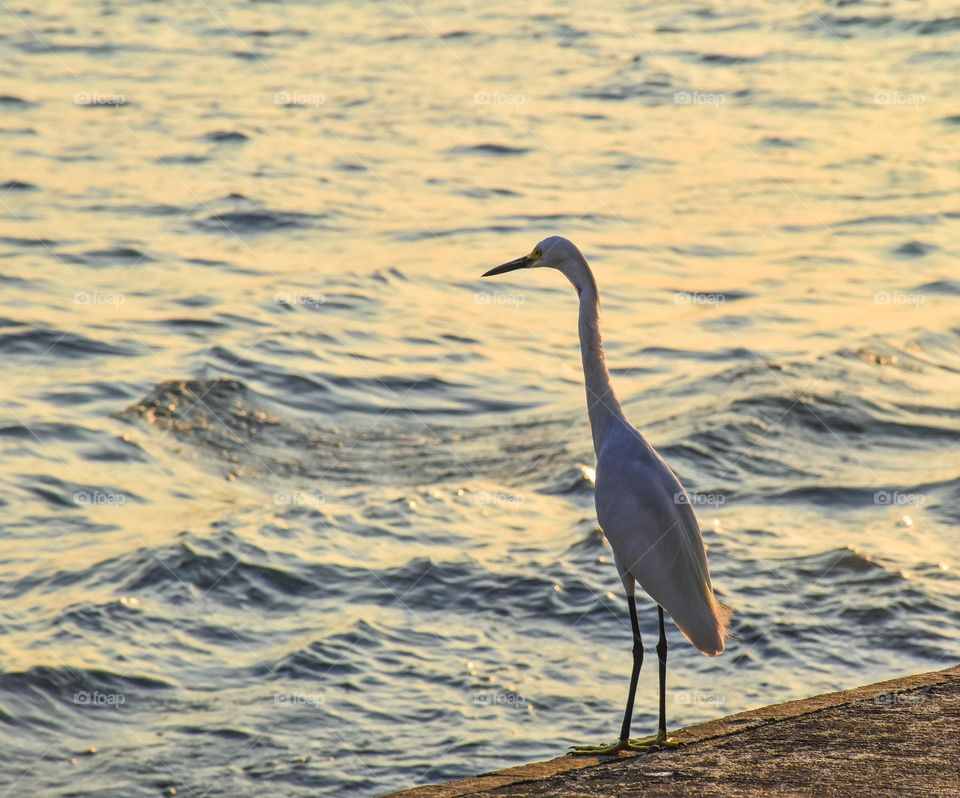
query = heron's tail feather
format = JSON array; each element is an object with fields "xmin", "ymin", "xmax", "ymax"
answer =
[
  {"xmin": 712, "ymin": 596, "xmax": 733, "ymax": 648},
  {"xmin": 678, "ymin": 593, "xmax": 732, "ymax": 657}
]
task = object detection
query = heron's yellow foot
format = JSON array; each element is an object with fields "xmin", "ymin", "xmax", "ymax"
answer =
[
  {"xmin": 626, "ymin": 730, "xmax": 678, "ymax": 751},
  {"xmin": 568, "ymin": 732, "xmax": 676, "ymax": 756},
  {"xmin": 568, "ymin": 739, "xmax": 627, "ymax": 755}
]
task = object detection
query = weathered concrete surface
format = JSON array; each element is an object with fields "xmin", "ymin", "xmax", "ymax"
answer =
[{"xmin": 386, "ymin": 664, "xmax": 960, "ymax": 798}]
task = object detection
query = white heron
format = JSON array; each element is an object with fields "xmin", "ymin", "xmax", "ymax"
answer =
[{"xmin": 483, "ymin": 236, "xmax": 731, "ymax": 754}]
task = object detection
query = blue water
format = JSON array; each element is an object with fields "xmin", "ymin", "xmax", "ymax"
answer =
[{"xmin": 1, "ymin": 1, "xmax": 959, "ymax": 795}]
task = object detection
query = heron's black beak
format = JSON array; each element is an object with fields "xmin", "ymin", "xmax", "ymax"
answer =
[{"xmin": 482, "ymin": 255, "xmax": 531, "ymax": 277}]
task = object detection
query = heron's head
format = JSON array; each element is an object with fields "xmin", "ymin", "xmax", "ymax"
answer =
[{"xmin": 482, "ymin": 236, "xmax": 593, "ymax": 295}]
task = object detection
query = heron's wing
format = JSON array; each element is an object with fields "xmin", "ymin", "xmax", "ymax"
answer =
[{"xmin": 596, "ymin": 437, "xmax": 729, "ymax": 655}]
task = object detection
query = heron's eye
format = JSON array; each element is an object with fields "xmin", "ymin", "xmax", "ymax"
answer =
[{"xmin": 534, "ymin": 249, "xmax": 542, "ymax": 258}]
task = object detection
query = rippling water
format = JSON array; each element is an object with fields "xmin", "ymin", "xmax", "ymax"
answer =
[{"xmin": 2, "ymin": 1, "xmax": 959, "ymax": 795}]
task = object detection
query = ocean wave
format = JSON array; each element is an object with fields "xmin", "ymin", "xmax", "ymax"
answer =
[
  {"xmin": 193, "ymin": 210, "xmax": 320, "ymax": 234},
  {"xmin": 118, "ymin": 535, "xmax": 327, "ymax": 604},
  {"xmin": 0, "ymin": 665, "xmax": 172, "ymax": 706},
  {"xmin": 0, "ymin": 328, "xmax": 140, "ymax": 358}
]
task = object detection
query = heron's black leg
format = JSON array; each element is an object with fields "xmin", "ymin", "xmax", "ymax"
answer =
[
  {"xmin": 569, "ymin": 595, "xmax": 672, "ymax": 755},
  {"xmin": 657, "ymin": 605, "xmax": 668, "ymax": 738},
  {"xmin": 618, "ymin": 593, "xmax": 643, "ymax": 742}
]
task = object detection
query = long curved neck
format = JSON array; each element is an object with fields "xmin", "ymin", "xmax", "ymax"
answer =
[{"xmin": 576, "ymin": 267, "xmax": 625, "ymax": 455}]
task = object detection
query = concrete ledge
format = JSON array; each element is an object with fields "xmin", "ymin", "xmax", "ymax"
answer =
[{"xmin": 386, "ymin": 664, "xmax": 960, "ymax": 797}]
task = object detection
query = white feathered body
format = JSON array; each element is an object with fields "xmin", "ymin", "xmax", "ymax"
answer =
[{"xmin": 595, "ymin": 420, "xmax": 729, "ymax": 655}]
